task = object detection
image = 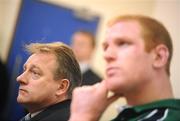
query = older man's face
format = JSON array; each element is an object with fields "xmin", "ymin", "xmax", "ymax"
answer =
[{"xmin": 17, "ymin": 53, "xmax": 59, "ymax": 111}]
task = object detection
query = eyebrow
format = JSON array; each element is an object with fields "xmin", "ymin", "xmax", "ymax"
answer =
[{"xmin": 23, "ymin": 64, "xmax": 41, "ymax": 71}]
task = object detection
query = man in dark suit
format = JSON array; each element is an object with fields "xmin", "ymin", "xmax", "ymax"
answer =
[
  {"xmin": 71, "ymin": 30, "xmax": 101, "ymax": 85},
  {"xmin": 17, "ymin": 42, "xmax": 81, "ymax": 121}
]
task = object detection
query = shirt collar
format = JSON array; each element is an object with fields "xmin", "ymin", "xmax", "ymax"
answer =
[
  {"xmin": 79, "ymin": 62, "xmax": 90, "ymax": 73},
  {"xmin": 117, "ymin": 105, "xmax": 131, "ymax": 113},
  {"xmin": 30, "ymin": 110, "xmax": 43, "ymax": 118},
  {"xmin": 117, "ymin": 99, "xmax": 180, "ymax": 114},
  {"xmin": 131, "ymin": 99, "xmax": 180, "ymax": 113}
]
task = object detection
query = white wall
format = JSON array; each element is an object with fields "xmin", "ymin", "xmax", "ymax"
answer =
[
  {"xmin": 0, "ymin": 0, "xmax": 179, "ymax": 120},
  {"xmin": 153, "ymin": 0, "xmax": 180, "ymax": 101},
  {"xmin": 0, "ymin": 0, "xmax": 21, "ymax": 62}
]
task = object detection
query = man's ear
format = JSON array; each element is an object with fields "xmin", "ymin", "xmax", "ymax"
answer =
[
  {"xmin": 152, "ymin": 44, "xmax": 169, "ymax": 69},
  {"xmin": 56, "ymin": 79, "xmax": 70, "ymax": 96}
]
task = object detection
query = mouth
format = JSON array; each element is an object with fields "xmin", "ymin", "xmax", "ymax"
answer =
[
  {"xmin": 106, "ymin": 67, "xmax": 119, "ymax": 77},
  {"xmin": 19, "ymin": 88, "xmax": 28, "ymax": 94}
]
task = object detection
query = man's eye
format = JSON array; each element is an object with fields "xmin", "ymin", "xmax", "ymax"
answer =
[
  {"xmin": 31, "ymin": 70, "xmax": 41, "ymax": 79},
  {"xmin": 32, "ymin": 71, "xmax": 39, "ymax": 75},
  {"xmin": 118, "ymin": 41, "xmax": 126, "ymax": 45},
  {"xmin": 117, "ymin": 41, "xmax": 131, "ymax": 47}
]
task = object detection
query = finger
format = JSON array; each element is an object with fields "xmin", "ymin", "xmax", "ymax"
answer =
[
  {"xmin": 98, "ymin": 80, "xmax": 108, "ymax": 92},
  {"xmin": 93, "ymin": 82, "xmax": 100, "ymax": 88}
]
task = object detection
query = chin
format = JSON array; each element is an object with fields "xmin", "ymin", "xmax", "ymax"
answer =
[
  {"xmin": 106, "ymin": 76, "xmax": 122, "ymax": 85},
  {"xmin": 106, "ymin": 80, "xmax": 126, "ymax": 94},
  {"xmin": 17, "ymin": 95, "xmax": 27, "ymax": 104},
  {"xmin": 106, "ymin": 83, "xmax": 119, "ymax": 93}
]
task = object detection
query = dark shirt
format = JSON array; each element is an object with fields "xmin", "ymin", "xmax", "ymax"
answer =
[
  {"xmin": 112, "ymin": 99, "xmax": 180, "ymax": 121},
  {"xmin": 82, "ymin": 69, "xmax": 101, "ymax": 85}
]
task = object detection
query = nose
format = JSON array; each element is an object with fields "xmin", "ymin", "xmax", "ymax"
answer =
[
  {"xmin": 103, "ymin": 46, "xmax": 116, "ymax": 63},
  {"xmin": 16, "ymin": 72, "xmax": 28, "ymax": 84}
]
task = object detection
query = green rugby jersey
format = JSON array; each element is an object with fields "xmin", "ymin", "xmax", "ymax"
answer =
[{"xmin": 112, "ymin": 99, "xmax": 180, "ymax": 121}]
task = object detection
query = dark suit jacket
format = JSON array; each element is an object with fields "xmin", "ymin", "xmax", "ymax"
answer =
[
  {"xmin": 82, "ymin": 69, "xmax": 102, "ymax": 85},
  {"xmin": 0, "ymin": 60, "xmax": 9, "ymax": 120},
  {"xmin": 29, "ymin": 99, "xmax": 71, "ymax": 121}
]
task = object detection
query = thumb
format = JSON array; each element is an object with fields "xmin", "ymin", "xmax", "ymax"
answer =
[
  {"xmin": 99, "ymin": 80, "xmax": 120, "ymax": 107},
  {"xmin": 93, "ymin": 80, "xmax": 108, "ymax": 97}
]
